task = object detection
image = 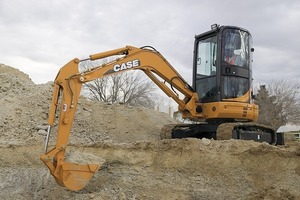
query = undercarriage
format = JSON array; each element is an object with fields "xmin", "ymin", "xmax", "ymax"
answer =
[{"xmin": 161, "ymin": 122, "xmax": 284, "ymax": 145}]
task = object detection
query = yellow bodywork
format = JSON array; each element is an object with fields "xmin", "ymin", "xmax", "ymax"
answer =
[{"xmin": 40, "ymin": 46, "xmax": 258, "ymax": 190}]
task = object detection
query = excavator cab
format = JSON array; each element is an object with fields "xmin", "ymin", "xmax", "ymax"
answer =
[
  {"xmin": 193, "ymin": 24, "xmax": 253, "ymax": 104},
  {"xmin": 168, "ymin": 24, "xmax": 275, "ymax": 142}
]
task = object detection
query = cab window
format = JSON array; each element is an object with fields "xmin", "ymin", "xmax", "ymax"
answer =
[
  {"xmin": 222, "ymin": 29, "xmax": 249, "ymax": 68},
  {"xmin": 196, "ymin": 36, "xmax": 217, "ymax": 77}
]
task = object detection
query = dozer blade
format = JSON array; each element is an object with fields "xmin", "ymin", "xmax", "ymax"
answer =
[{"xmin": 55, "ymin": 162, "xmax": 100, "ymax": 191}]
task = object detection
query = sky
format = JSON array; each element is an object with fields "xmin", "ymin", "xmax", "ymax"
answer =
[{"xmin": 1, "ymin": 0, "xmax": 300, "ymax": 86}]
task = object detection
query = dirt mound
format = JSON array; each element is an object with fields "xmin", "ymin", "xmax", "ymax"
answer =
[
  {"xmin": 0, "ymin": 64, "xmax": 53, "ymax": 146},
  {"xmin": 1, "ymin": 65, "xmax": 300, "ymax": 199},
  {"xmin": 0, "ymin": 64, "xmax": 175, "ymax": 147}
]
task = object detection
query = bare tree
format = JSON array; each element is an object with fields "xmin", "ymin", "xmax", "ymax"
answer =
[
  {"xmin": 254, "ymin": 80, "xmax": 300, "ymax": 131},
  {"xmin": 79, "ymin": 60, "xmax": 158, "ymax": 108},
  {"xmin": 119, "ymin": 72, "xmax": 157, "ymax": 107}
]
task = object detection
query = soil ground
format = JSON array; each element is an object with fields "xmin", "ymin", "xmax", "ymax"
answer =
[{"xmin": 1, "ymin": 64, "xmax": 300, "ymax": 200}]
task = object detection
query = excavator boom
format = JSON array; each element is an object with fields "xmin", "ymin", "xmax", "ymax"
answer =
[{"xmin": 40, "ymin": 45, "xmax": 205, "ymax": 190}]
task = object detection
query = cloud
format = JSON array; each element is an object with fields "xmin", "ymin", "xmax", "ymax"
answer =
[
  {"xmin": 0, "ymin": 0, "xmax": 299, "ymax": 85},
  {"xmin": 1, "ymin": 55, "xmax": 58, "ymax": 83},
  {"xmin": 253, "ymin": 46, "xmax": 300, "ymax": 83}
]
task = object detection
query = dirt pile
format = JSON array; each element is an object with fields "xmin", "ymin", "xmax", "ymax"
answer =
[
  {"xmin": 1, "ymin": 64, "xmax": 300, "ymax": 200},
  {"xmin": 0, "ymin": 64, "xmax": 175, "ymax": 147},
  {"xmin": 0, "ymin": 65, "xmax": 48, "ymax": 146}
]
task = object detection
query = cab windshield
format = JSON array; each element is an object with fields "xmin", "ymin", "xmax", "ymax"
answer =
[{"xmin": 222, "ymin": 29, "xmax": 249, "ymax": 68}]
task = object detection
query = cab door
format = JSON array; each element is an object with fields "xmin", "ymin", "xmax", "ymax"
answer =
[{"xmin": 193, "ymin": 33, "xmax": 219, "ymax": 103}]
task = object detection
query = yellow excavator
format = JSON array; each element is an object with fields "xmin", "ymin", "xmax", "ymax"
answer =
[{"xmin": 40, "ymin": 24, "xmax": 283, "ymax": 191}]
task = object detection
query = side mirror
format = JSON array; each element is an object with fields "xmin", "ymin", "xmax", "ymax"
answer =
[{"xmin": 251, "ymin": 91, "xmax": 256, "ymax": 100}]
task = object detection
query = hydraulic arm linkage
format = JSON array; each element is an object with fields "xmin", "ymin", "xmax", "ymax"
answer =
[{"xmin": 40, "ymin": 46, "xmax": 201, "ymax": 191}]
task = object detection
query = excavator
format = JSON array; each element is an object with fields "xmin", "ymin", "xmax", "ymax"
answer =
[{"xmin": 40, "ymin": 24, "xmax": 283, "ymax": 191}]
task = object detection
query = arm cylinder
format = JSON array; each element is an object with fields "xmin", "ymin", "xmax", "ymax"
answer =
[{"xmin": 89, "ymin": 47, "xmax": 129, "ymax": 60}]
